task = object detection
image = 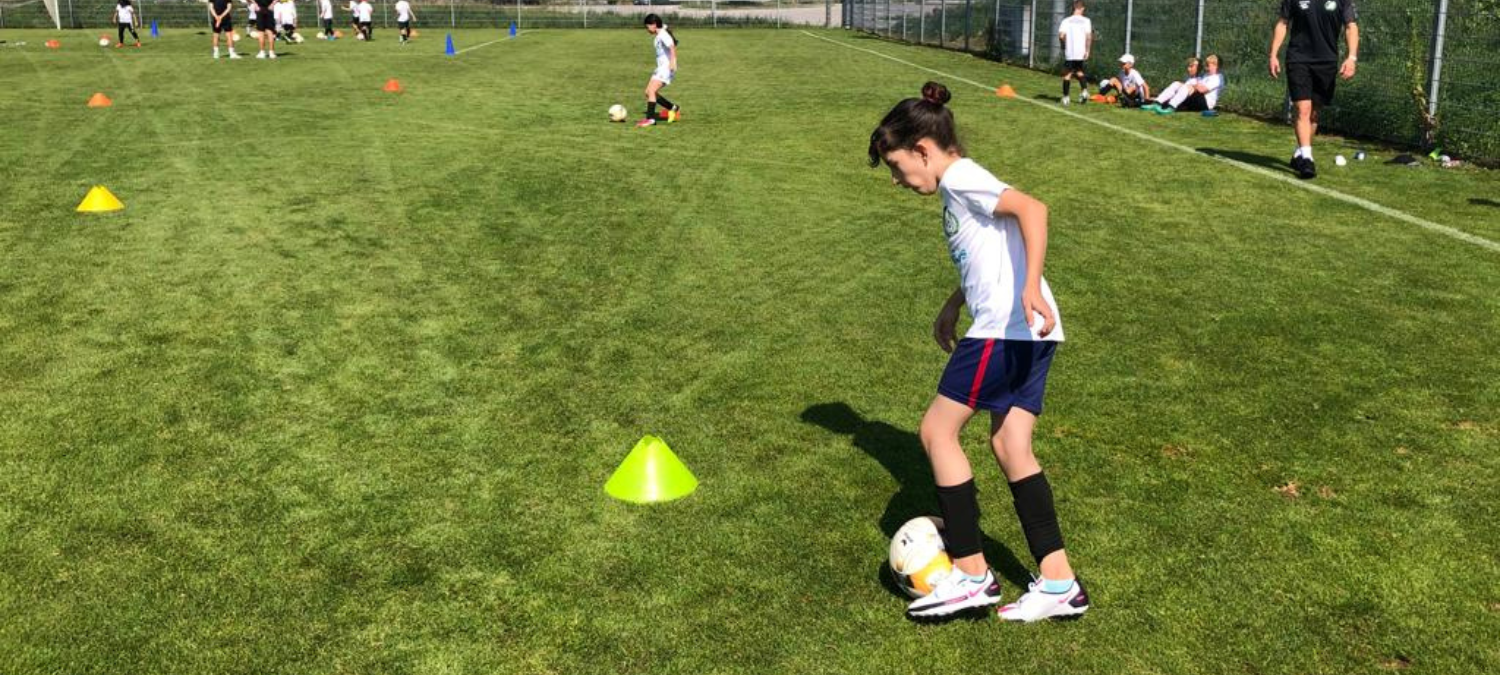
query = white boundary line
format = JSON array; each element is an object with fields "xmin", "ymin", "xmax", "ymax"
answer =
[
  {"xmin": 454, "ymin": 32, "xmax": 524, "ymax": 55},
  {"xmin": 801, "ymin": 31, "xmax": 1500, "ymax": 255}
]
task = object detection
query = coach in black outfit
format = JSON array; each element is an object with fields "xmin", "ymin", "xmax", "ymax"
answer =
[{"xmin": 1269, "ymin": 0, "xmax": 1359, "ymax": 179}]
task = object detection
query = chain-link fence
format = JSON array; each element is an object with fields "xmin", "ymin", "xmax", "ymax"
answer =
[
  {"xmin": 846, "ymin": 0, "xmax": 1500, "ymax": 163},
  {"xmin": 0, "ymin": 0, "xmax": 840, "ymax": 31}
]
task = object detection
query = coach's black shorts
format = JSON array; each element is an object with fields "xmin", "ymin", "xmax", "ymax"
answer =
[
  {"xmin": 211, "ymin": 17, "xmax": 233, "ymax": 33},
  {"xmin": 256, "ymin": 12, "xmax": 276, "ymax": 31},
  {"xmin": 398, "ymin": 20, "xmax": 410, "ymax": 31},
  {"xmin": 1063, "ymin": 59, "xmax": 1087, "ymax": 75},
  {"xmin": 1287, "ymin": 61, "xmax": 1337, "ymax": 107}
]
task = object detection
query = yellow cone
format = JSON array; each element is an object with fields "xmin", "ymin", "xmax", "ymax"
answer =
[
  {"xmin": 76, "ymin": 185, "xmax": 124, "ymax": 213},
  {"xmin": 604, "ymin": 435, "xmax": 698, "ymax": 504}
]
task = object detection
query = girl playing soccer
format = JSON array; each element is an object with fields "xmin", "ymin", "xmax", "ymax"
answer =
[
  {"xmin": 868, "ymin": 82, "xmax": 1090, "ymax": 622},
  {"xmin": 112, "ymin": 0, "xmax": 141, "ymax": 48},
  {"xmin": 636, "ymin": 14, "xmax": 680, "ymax": 128}
]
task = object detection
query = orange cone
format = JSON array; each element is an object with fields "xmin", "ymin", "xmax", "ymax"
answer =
[
  {"xmin": 382, "ymin": 79, "xmax": 403, "ymax": 93},
  {"xmin": 87, "ymin": 92, "xmax": 112, "ymax": 108},
  {"xmin": 45, "ymin": 39, "xmax": 61, "ymax": 49},
  {"xmin": 995, "ymin": 84, "xmax": 1017, "ymax": 99}
]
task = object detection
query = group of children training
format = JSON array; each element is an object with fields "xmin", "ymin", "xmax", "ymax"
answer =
[
  {"xmin": 179, "ymin": 0, "xmax": 415, "ymax": 59},
  {"xmin": 1057, "ymin": 1, "xmax": 1226, "ymax": 115}
]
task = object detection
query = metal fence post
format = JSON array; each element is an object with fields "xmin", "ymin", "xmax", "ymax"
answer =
[
  {"xmin": 902, "ymin": 1, "xmax": 907, "ymax": 40},
  {"xmin": 918, "ymin": 0, "xmax": 923, "ymax": 43},
  {"xmin": 1193, "ymin": 0, "xmax": 1205, "ymax": 57},
  {"xmin": 825, "ymin": 0, "xmax": 830, "ymax": 28},
  {"xmin": 1124, "ymin": 0, "xmax": 1133, "ymax": 54},
  {"xmin": 1028, "ymin": 0, "xmax": 1036, "ymax": 68},
  {"xmin": 992, "ymin": 0, "xmax": 1000, "ymax": 56},
  {"xmin": 885, "ymin": 0, "xmax": 890, "ymax": 36},
  {"xmin": 1428, "ymin": 0, "xmax": 1450, "ymax": 121},
  {"xmin": 939, "ymin": 0, "xmax": 945, "ymax": 46},
  {"xmin": 449, "ymin": 0, "xmax": 454, "ymax": 28},
  {"xmin": 963, "ymin": 0, "xmax": 970, "ymax": 52}
]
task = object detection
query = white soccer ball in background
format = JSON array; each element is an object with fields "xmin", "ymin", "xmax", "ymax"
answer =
[
  {"xmin": 889, "ymin": 516, "xmax": 953, "ymax": 598},
  {"xmin": 293, "ymin": 33, "xmax": 305, "ymax": 43},
  {"xmin": 608, "ymin": 104, "xmax": 628, "ymax": 123},
  {"xmin": 98, "ymin": 37, "xmax": 110, "ymax": 47}
]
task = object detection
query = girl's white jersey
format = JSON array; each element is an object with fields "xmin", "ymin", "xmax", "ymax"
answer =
[
  {"xmin": 938, "ymin": 158, "xmax": 1064, "ymax": 342},
  {"xmin": 347, "ymin": 0, "xmax": 357, "ymax": 16},
  {"xmin": 116, "ymin": 4, "xmax": 134, "ymax": 23},
  {"xmin": 320, "ymin": 0, "xmax": 333, "ymax": 20},
  {"xmin": 246, "ymin": 0, "xmax": 257, "ymax": 20},
  {"xmin": 653, "ymin": 30, "xmax": 675, "ymax": 74},
  {"xmin": 357, "ymin": 0, "xmax": 372, "ymax": 21},
  {"xmin": 395, "ymin": 0, "xmax": 412, "ymax": 21}
]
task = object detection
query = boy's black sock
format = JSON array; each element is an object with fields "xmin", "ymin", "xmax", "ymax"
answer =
[
  {"xmin": 1063, "ymin": 79, "xmax": 1072, "ymax": 96},
  {"xmin": 935, "ymin": 479, "xmax": 984, "ymax": 559},
  {"xmin": 1009, "ymin": 472, "xmax": 1065, "ymax": 565},
  {"xmin": 656, "ymin": 95, "xmax": 676, "ymax": 111},
  {"xmin": 645, "ymin": 101, "xmax": 657, "ymax": 120}
]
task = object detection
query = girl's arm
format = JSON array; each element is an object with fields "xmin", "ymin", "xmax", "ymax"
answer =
[
  {"xmin": 669, "ymin": 46, "xmax": 677, "ymax": 72},
  {"xmin": 994, "ymin": 189, "xmax": 1055, "ymax": 337},
  {"xmin": 933, "ymin": 287, "xmax": 965, "ymax": 354}
]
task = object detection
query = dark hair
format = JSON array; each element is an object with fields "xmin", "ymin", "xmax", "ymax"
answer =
[
  {"xmin": 644, "ymin": 14, "xmax": 679, "ymax": 46},
  {"xmin": 867, "ymin": 82, "xmax": 962, "ymax": 167}
]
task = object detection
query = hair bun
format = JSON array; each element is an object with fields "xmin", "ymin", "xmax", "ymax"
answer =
[{"xmin": 920, "ymin": 82, "xmax": 952, "ymax": 106}]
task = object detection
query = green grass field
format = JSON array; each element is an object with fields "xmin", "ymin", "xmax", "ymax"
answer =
[{"xmin": 2, "ymin": 26, "xmax": 1498, "ymax": 675}]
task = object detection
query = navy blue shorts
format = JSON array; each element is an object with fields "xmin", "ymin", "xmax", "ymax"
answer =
[{"xmin": 937, "ymin": 338, "xmax": 1057, "ymax": 415}]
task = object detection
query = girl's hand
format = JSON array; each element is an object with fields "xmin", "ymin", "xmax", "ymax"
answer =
[
  {"xmin": 1022, "ymin": 285, "xmax": 1055, "ymax": 338},
  {"xmin": 933, "ymin": 302, "xmax": 960, "ymax": 354}
]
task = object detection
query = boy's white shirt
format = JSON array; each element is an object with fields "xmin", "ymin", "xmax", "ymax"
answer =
[{"xmin": 1058, "ymin": 15, "xmax": 1091, "ymax": 61}]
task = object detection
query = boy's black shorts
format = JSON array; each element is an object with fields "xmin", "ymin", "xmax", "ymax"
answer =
[
  {"xmin": 1287, "ymin": 61, "xmax": 1337, "ymax": 107},
  {"xmin": 256, "ymin": 13, "xmax": 276, "ymax": 31},
  {"xmin": 1063, "ymin": 60, "xmax": 1087, "ymax": 75},
  {"xmin": 398, "ymin": 20, "xmax": 410, "ymax": 31},
  {"xmin": 212, "ymin": 17, "xmax": 234, "ymax": 33}
]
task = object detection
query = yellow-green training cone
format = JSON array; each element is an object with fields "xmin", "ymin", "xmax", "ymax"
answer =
[
  {"xmin": 604, "ymin": 435, "xmax": 698, "ymax": 504},
  {"xmin": 76, "ymin": 185, "xmax": 124, "ymax": 213}
]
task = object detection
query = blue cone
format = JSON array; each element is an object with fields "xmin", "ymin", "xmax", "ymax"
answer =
[
  {"xmin": 150, "ymin": 20, "xmax": 159, "ymax": 38},
  {"xmin": 509, "ymin": 22, "xmax": 517, "ymax": 38},
  {"xmin": 445, "ymin": 33, "xmax": 455, "ymax": 55}
]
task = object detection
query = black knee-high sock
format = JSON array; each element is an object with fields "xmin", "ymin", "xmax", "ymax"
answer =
[
  {"xmin": 656, "ymin": 94, "xmax": 676, "ymax": 111},
  {"xmin": 935, "ymin": 479, "xmax": 984, "ymax": 560},
  {"xmin": 119, "ymin": 24, "xmax": 127, "ymax": 43},
  {"xmin": 1009, "ymin": 472, "xmax": 1065, "ymax": 566},
  {"xmin": 1063, "ymin": 79, "xmax": 1072, "ymax": 96},
  {"xmin": 645, "ymin": 101, "xmax": 657, "ymax": 120}
]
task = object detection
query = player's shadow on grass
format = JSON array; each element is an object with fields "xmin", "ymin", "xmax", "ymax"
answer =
[
  {"xmin": 800, "ymin": 402, "xmax": 1033, "ymax": 596},
  {"xmin": 1198, "ymin": 147, "xmax": 1294, "ymax": 174},
  {"xmin": 1470, "ymin": 198, "xmax": 1500, "ymax": 208}
]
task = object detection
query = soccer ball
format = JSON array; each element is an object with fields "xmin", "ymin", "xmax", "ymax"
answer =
[
  {"xmin": 98, "ymin": 37, "xmax": 110, "ymax": 47},
  {"xmin": 293, "ymin": 33, "xmax": 305, "ymax": 43},
  {"xmin": 889, "ymin": 516, "xmax": 953, "ymax": 598},
  {"xmin": 608, "ymin": 104, "xmax": 628, "ymax": 123}
]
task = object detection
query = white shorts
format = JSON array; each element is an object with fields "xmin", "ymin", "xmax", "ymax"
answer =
[{"xmin": 651, "ymin": 68, "xmax": 673, "ymax": 85}]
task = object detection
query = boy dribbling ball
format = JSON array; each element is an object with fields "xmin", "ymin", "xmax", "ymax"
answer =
[{"xmin": 868, "ymin": 82, "xmax": 1090, "ymax": 623}]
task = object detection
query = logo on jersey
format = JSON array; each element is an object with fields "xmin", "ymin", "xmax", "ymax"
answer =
[
  {"xmin": 1297, "ymin": 0, "xmax": 1310, "ymax": 9},
  {"xmin": 1323, "ymin": 0, "xmax": 1336, "ymax": 10},
  {"xmin": 942, "ymin": 207, "xmax": 960, "ymax": 237}
]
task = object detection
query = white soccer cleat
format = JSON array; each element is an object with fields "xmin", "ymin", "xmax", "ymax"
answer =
[
  {"xmin": 996, "ymin": 578, "xmax": 1090, "ymax": 622},
  {"xmin": 256, "ymin": 50, "xmax": 266, "ymax": 59},
  {"xmin": 906, "ymin": 569, "xmax": 1002, "ymax": 618},
  {"xmin": 1061, "ymin": 96, "xmax": 1070, "ymax": 106},
  {"xmin": 229, "ymin": 51, "xmax": 242, "ymax": 59},
  {"xmin": 268, "ymin": 52, "xmax": 277, "ymax": 59}
]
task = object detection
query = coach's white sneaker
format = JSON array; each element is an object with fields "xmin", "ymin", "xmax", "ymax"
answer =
[
  {"xmin": 268, "ymin": 51, "xmax": 277, "ymax": 59},
  {"xmin": 996, "ymin": 577, "xmax": 1090, "ymax": 622},
  {"xmin": 1061, "ymin": 96, "xmax": 1070, "ymax": 106},
  {"xmin": 229, "ymin": 51, "xmax": 241, "ymax": 59},
  {"xmin": 256, "ymin": 50, "xmax": 266, "ymax": 59},
  {"xmin": 906, "ymin": 569, "xmax": 1002, "ymax": 619}
]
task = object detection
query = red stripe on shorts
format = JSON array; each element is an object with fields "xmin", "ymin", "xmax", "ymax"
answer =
[{"xmin": 967, "ymin": 339, "xmax": 996, "ymax": 408}]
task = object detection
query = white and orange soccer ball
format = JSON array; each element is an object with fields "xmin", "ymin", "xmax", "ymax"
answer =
[
  {"xmin": 98, "ymin": 36, "xmax": 110, "ymax": 47},
  {"xmin": 889, "ymin": 516, "xmax": 953, "ymax": 598},
  {"xmin": 608, "ymin": 104, "xmax": 628, "ymax": 123}
]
